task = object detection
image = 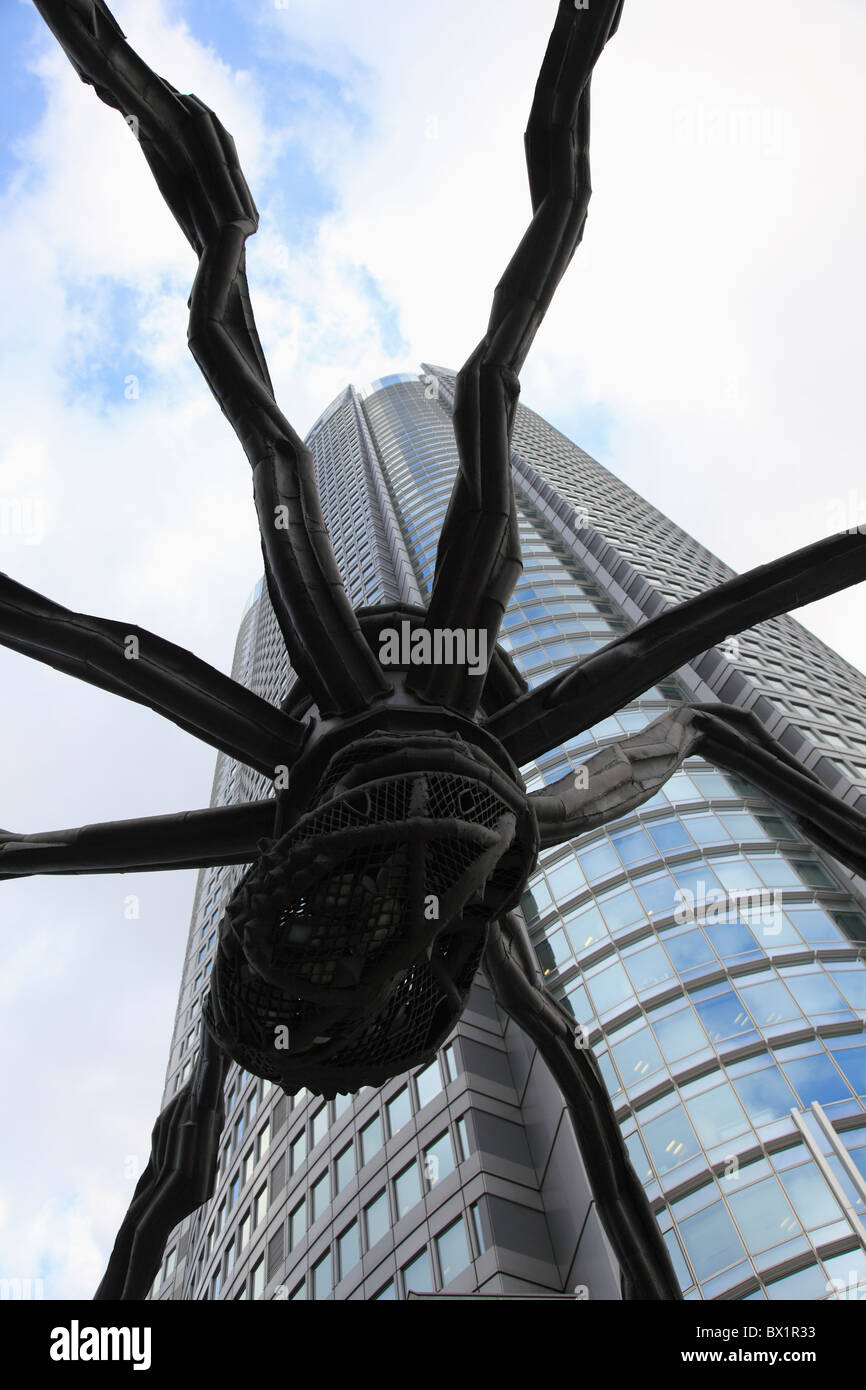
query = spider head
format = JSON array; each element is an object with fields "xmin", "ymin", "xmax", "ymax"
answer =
[{"xmin": 206, "ymin": 722, "xmax": 538, "ymax": 1097}]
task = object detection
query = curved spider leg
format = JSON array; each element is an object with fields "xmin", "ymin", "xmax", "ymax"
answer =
[
  {"xmin": 487, "ymin": 529, "xmax": 866, "ymax": 764},
  {"xmin": 0, "ymin": 573, "xmax": 303, "ymax": 775},
  {"xmin": 94, "ymin": 1015, "xmax": 229, "ymax": 1301},
  {"xmin": 484, "ymin": 912, "xmax": 681, "ymax": 1301},
  {"xmin": 0, "ymin": 799, "xmax": 276, "ymax": 880},
  {"xmin": 530, "ymin": 703, "xmax": 866, "ymax": 880},
  {"xmin": 33, "ymin": 0, "xmax": 390, "ymax": 719},
  {"xmin": 407, "ymin": 0, "xmax": 623, "ymax": 716}
]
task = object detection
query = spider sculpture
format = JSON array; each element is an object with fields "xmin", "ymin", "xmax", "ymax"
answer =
[{"xmin": 4, "ymin": 0, "xmax": 866, "ymax": 1302}]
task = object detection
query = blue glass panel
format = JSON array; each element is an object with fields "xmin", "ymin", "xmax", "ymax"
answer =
[
  {"xmin": 585, "ymin": 959, "xmax": 633, "ymax": 1013},
  {"xmin": 624, "ymin": 942, "xmax": 673, "ymax": 993},
  {"xmin": 747, "ymin": 856, "xmax": 801, "ymax": 887},
  {"xmin": 784, "ymin": 972, "xmax": 850, "ymax": 1015},
  {"xmin": 678, "ymin": 1200, "xmax": 746, "ymax": 1281},
  {"xmin": 563, "ymin": 900, "xmax": 608, "ymax": 950},
  {"xmin": 830, "ymin": 972, "xmax": 866, "ymax": 1010},
  {"xmin": 694, "ymin": 990, "xmax": 753, "ymax": 1043},
  {"xmin": 672, "ymin": 863, "xmax": 721, "ymax": 896},
  {"xmin": 684, "ymin": 1083, "xmax": 750, "ymax": 1147},
  {"xmin": 831, "ymin": 1045, "xmax": 866, "ymax": 1097},
  {"xmin": 611, "ymin": 828, "xmax": 655, "ymax": 865},
  {"xmin": 663, "ymin": 929, "xmax": 715, "ymax": 973},
  {"xmin": 597, "ymin": 885, "xmax": 644, "ymax": 930},
  {"xmin": 711, "ymin": 858, "xmax": 763, "ymax": 891},
  {"xmin": 785, "ymin": 907, "xmax": 842, "ymax": 943},
  {"xmin": 702, "ymin": 918, "xmax": 759, "ymax": 959},
  {"xmin": 651, "ymin": 1005, "xmax": 707, "ymax": 1062},
  {"xmin": 778, "ymin": 1162, "xmax": 844, "ymax": 1230},
  {"xmin": 681, "ymin": 814, "xmax": 725, "ymax": 845},
  {"xmin": 648, "ymin": 819, "xmax": 694, "ymax": 852},
  {"xmin": 731, "ymin": 1065, "xmax": 797, "ymax": 1125},
  {"xmin": 688, "ymin": 772, "xmax": 734, "ymax": 797},
  {"xmin": 736, "ymin": 978, "xmax": 800, "ymax": 1027},
  {"xmin": 640, "ymin": 1102, "xmax": 701, "ymax": 1175},
  {"xmin": 727, "ymin": 1176, "xmax": 800, "ymax": 1252},
  {"xmin": 634, "ymin": 874, "xmax": 681, "ymax": 915},
  {"xmin": 546, "ymin": 857, "xmax": 585, "ymax": 898},
  {"xmin": 782, "ymin": 1053, "xmax": 852, "ymax": 1106},
  {"xmin": 611, "ymin": 1027, "xmax": 665, "ymax": 1087}
]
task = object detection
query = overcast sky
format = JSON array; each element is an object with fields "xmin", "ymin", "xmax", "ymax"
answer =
[{"xmin": 1, "ymin": 0, "xmax": 865, "ymax": 1299}]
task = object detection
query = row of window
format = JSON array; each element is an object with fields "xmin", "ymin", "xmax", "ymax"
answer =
[{"xmin": 620, "ymin": 1036, "xmax": 866, "ymax": 1189}]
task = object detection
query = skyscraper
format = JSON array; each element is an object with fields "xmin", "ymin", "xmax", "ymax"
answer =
[{"xmin": 150, "ymin": 367, "xmax": 866, "ymax": 1302}]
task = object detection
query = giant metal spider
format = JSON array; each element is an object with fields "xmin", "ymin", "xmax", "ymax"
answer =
[{"xmin": 3, "ymin": 0, "xmax": 866, "ymax": 1301}]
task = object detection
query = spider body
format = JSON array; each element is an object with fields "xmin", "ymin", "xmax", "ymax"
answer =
[{"xmin": 207, "ymin": 607, "xmax": 540, "ymax": 1096}]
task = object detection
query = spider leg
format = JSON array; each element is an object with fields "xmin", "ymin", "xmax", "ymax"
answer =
[
  {"xmin": 0, "ymin": 573, "xmax": 303, "ymax": 775},
  {"xmin": 94, "ymin": 1015, "xmax": 228, "ymax": 1300},
  {"xmin": 33, "ymin": 0, "xmax": 389, "ymax": 719},
  {"xmin": 0, "ymin": 800, "xmax": 275, "ymax": 879},
  {"xmin": 531, "ymin": 702, "xmax": 866, "ymax": 879},
  {"xmin": 484, "ymin": 911, "xmax": 680, "ymax": 1300},
  {"xmin": 408, "ymin": 0, "xmax": 623, "ymax": 715},
  {"xmin": 487, "ymin": 530, "xmax": 866, "ymax": 763}
]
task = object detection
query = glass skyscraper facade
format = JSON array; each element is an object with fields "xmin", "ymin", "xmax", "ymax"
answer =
[{"xmin": 150, "ymin": 366, "xmax": 866, "ymax": 1302}]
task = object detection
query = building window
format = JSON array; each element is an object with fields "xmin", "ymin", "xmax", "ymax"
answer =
[
  {"xmin": 239, "ymin": 1212, "xmax": 251, "ymax": 1251},
  {"xmin": 360, "ymin": 1114, "xmax": 383, "ymax": 1166},
  {"xmin": 312, "ymin": 1105, "xmax": 329, "ymax": 1147},
  {"xmin": 243, "ymin": 1146, "xmax": 255, "ymax": 1186},
  {"xmin": 335, "ymin": 1142, "xmax": 355, "ymax": 1192},
  {"xmin": 312, "ymin": 1170, "xmax": 331, "ymax": 1222},
  {"xmin": 373, "ymin": 1280, "xmax": 395, "ymax": 1300},
  {"xmin": 423, "ymin": 1132, "xmax": 455, "ymax": 1188},
  {"xmin": 258, "ymin": 1120, "xmax": 270, "ymax": 1161},
  {"xmin": 436, "ymin": 1217, "xmax": 471, "ymax": 1285},
  {"xmin": 469, "ymin": 1202, "xmax": 486, "ymax": 1254},
  {"xmin": 394, "ymin": 1161, "xmax": 422, "ymax": 1220},
  {"xmin": 251, "ymin": 1256, "xmax": 265, "ymax": 1301},
  {"xmin": 289, "ymin": 1198, "xmax": 307, "ymax": 1251},
  {"xmin": 442, "ymin": 1044, "xmax": 457, "ymax": 1083},
  {"xmin": 455, "ymin": 1116, "xmax": 470, "ymax": 1161},
  {"xmin": 312, "ymin": 1251, "xmax": 332, "ymax": 1300},
  {"xmin": 290, "ymin": 1129, "xmax": 307, "ymax": 1174},
  {"xmin": 337, "ymin": 1222, "xmax": 360, "ymax": 1280},
  {"xmin": 387, "ymin": 1087, "xmax": 412, "ymax": 1137},
  {"xmin": 364, "ymin": 1190, "xmax": 390, "ymax": 1249},
  {"xmin": 402, "ymin": 1248, "xmax": 433, "ymax": 1296},
  {"xmin": 415, "ymin": 1060, "xmax": 442, "ymax": 1108},
  {"xmin": 254, "ymin": 1183, "xmax": 268, "ymax": 1228}
]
